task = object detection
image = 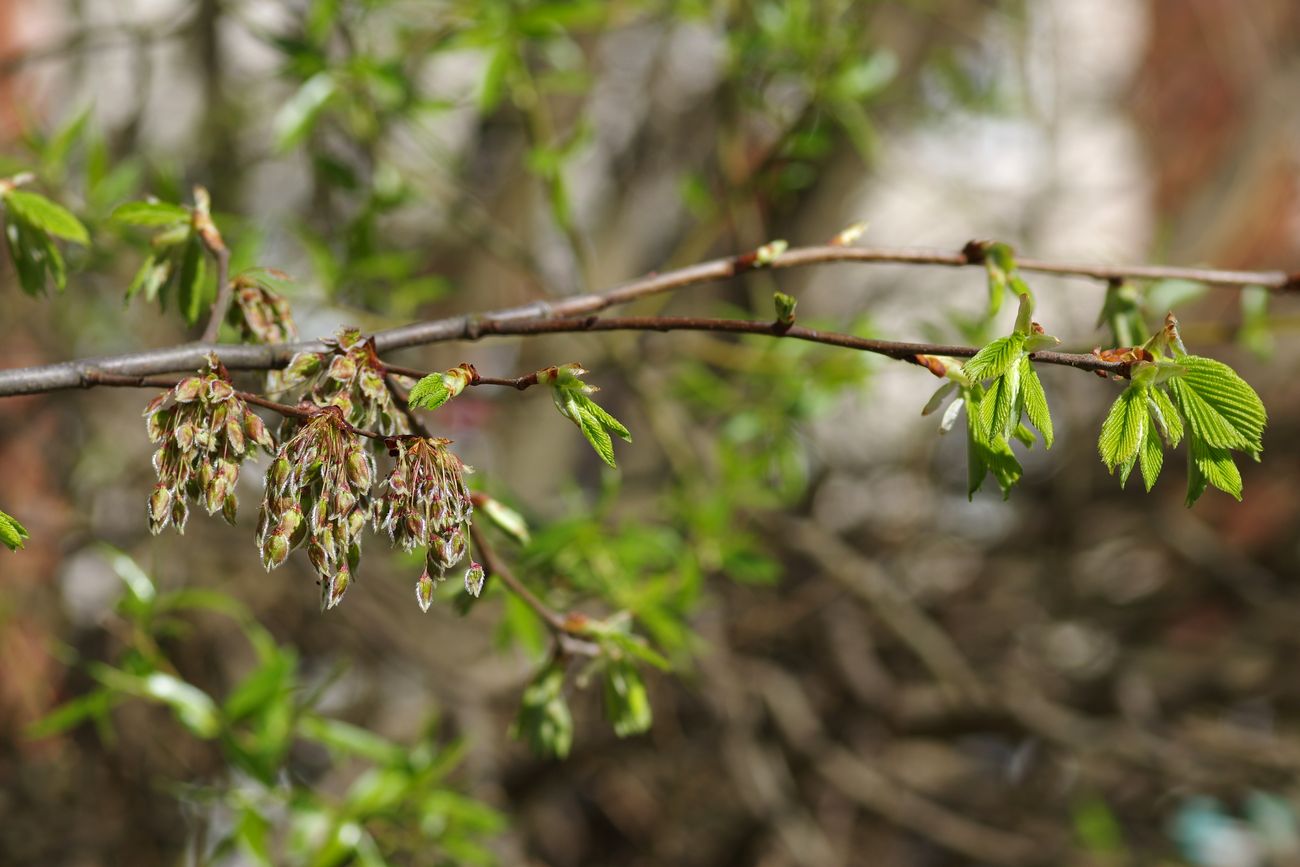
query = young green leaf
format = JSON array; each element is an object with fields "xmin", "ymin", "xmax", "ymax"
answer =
[
  {"xmin": 2, "ymin": 189, "xmax": 89, "ymax": 244},
  {"xmin": 1167, "ymin": 375, "xmax": 1253, "ymax": 452},
  {"xmin": 1176, "ymin": 356, "xmax": 1266, "ymax": 453},
  {"xmin": 540, "ymin": 364, "xmax": 631, "ymax": 468},
  {"xmin": 1098, "ymin": 385, "xmax": 1147, "ymax": 473},
  {"xmin": 1019, "ymin": 358, "xmax": 1053, "ymax": 448},
  {"xmin": 979, "ymin": 363, "xmax": 1021, "ymax": 442},
  {"xmin": 0, "ymin": 508, "xmax": 29, "ymax": 551},
  {"xmin": 1188, "ymin": 436, "xmax": 1242, "ymax": 504},
  {"xmin": 407, "ymin": 374, "xmax": 451, "ymax": 410},
  {"xmin": 1138, "ymin": 427, "xmax": 1163, "ymax": 492},
  {"xmin": 1147, "ymin": 386, "xmax": 1184, "ymax": 447},
  {"xmin": 964, "ymin": 333, "xmax": 1026, "ymax": 381}
]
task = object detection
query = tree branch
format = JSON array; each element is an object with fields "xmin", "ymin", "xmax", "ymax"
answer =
[{"xmin": 3, "ymin": 241, "xmax": 1274, "ymax": 396}]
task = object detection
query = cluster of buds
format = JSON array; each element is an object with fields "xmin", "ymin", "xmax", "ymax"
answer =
[
  {"xmin": 373, "ymin": 436, "xmax": 482, "ymax": 611},
  {"xmin": 144, "ymin": 356, "xmax": 275, "ymax": 533},
  {"xmin": 231, "ymin": 271, "xmax": 298, "ymax": 345},
  {"xmin": 279, "ymin": 327, "xmax": 409, "ymax": 436},
  {"xmin": 257, "ymin": 405, "xmax": 373, "ymax": 610}
]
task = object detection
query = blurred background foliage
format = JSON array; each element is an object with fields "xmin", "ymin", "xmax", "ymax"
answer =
[{"xmin": 2, "ymin": 0, "xmax": 1300, "ymax": 865}]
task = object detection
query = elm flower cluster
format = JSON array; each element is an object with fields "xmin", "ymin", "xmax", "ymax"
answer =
[
  {"xmin": 257, "ymin": 405, "xmax": 373, "ymax": 611},
  {"xmin": 144, "ymin": 357, "xmax": 274, "ymax": 534},
  {"xmin": 231, "ymin": 274, "xmax": 298, "ymax": 345},
  {"xmin": 279, "ymin": 327, "xmax": 409, "ymax": 436},
  {"xmin": 373, "ymin": 436, "xmax": 482, "ymax": 612}
]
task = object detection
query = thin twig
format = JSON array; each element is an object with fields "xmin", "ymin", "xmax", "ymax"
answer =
[
  {"xmin": 469, "ymin": 522, "xmax": 599, "ymax": 658},
  {"xmin": 200, "ymin": 245, "xmax": 232, "ymax": 344},
  {"xmin": 2, "ymin": 241, "xmax": 1281, "ymax": 396},
  {"xmin": 382, "ymin": 361, "xmax": 543, "ymax": 392}
]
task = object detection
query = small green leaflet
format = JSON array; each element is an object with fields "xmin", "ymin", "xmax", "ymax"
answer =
[
  {"xmin": 540, "ymin": 364, "xmax": 632, "ymax": 468},
  {"xmin": 1, "ymin": 508, "xmax": 29, "ymax": 551},
  {"xmin": 1098, "ymin": 385, "xmax": 1146, "ymax": 474},
  {"xmin": 1019, "ymin": 359, "xmax": 1053, "ymax": 448},
  {"xmin": 407, "ymin": 374, "xmax": 451, "ymax": 410}
]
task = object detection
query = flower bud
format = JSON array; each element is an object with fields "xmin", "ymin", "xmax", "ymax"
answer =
[
  {"xmin": 464, "ymin": 561, "xmax": 486, "ymax": 597},
  {"xmin": 415, "ymin": 570, "xmax": 436, "ymax": 612},
  {"xmin": 358, "ymin": 368, "xmax": 385, "ymax": 400},
  {"xmin": 175, "ymin": 421, "xmax": 197, "ymax": 451},
  {"xmin": 171, "ymin": 497, "xmax": 190, "ymax": 533},
  {"xmin": 225, "ymin": 414, "xmax": 246, "ymax": 454},
  {"xmin": 269, "ymin": 456, "xmax": 291, "ymax": 492},
  {"xmin": 222, "ymin": 493, "xmax": 238, "ymax": 526}
]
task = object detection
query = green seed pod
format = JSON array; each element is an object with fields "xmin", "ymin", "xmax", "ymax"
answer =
[
  {"xmin": 222, "ymin": 493, "xmax": 238, "ymax": 526},
  {"xmin": 207, "ymin": 378, "xmax": 235, "ymax": 403},
  {"xmin": 322, "ymin": 566, "xmax": 351, "ymax": 610}
]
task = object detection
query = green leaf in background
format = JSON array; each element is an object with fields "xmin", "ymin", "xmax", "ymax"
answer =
[
  {"xmin": 177, "ymin": 235, "xmax": 209, "ymax": 324},
  {"xmin": 0, "ymin": 508, "xmax": 29, "ymax": 551},
  {"xmin": 111, "ymin": 199, "xmax": 190, "ymax": 227},
  {"xmin": 511, "ymin": 663, "xmax": 573, "ymax": 759},
  {"xmin": 3, "ymin": 188, "xmax": 89, "ymax": 243},
  {"xmin": 274, "ymin": 71, "xmax": 338, "ymax": 152},
  {"xmin": 601, "ymin": 659, "xmax": 652, "ymax": 738}
]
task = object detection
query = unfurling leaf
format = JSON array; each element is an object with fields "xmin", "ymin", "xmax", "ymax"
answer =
[
  {"xmin": 964, "ymin": 333, "xmax": 1026, "ymax": 382},
  {"xmin": 408, "ymin": 364, "xmax": 474, "ymax": 411},
  {"xmin": 539, "ymin": 363, "xmax": 631, "ymax": 468},
  {"xmin": 1019, "ymin": 358, "xmax": 1053, "ymax": 448}
]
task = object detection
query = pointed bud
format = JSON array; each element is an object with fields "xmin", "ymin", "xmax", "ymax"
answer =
[
  {"xmin": 171, "ymin": 497, "xmax": 190, "ymax": 533},
  {"xmin": 244, "ymin": 411, "xmax": 273, "ymax": 449},
  {"xmin": 207, "ymin": 378, "xmax": 235, "ymax": 403},
  {"xmin": 262, "ymin": 532, "xmax": 290, "ymax": 570},
  {"xmin": 175, "ymin": 421, "xmax": 197, "ymax": 451},
  {"xmin": 415, "ymin": 570, "xmax": 436, "ymax": 612},
  {"xmin": 269, "ymin": 457, "xmax": 291, "ymax": 492},
  {"xmin": 323, "ymin": 566, "xmax": 351, "ymax": 610},
  {"xmin": 327, "ymin": 354, "xmax": 357, "ymax": 383},
  {"xmin": 222, "ymin": 493, "xmax": 238, "ymax": 526},
  {"xmin": 174, "ymin": 377, "xmax": 202, "ymax": 403},
  {"xmin": 148, "ymin": 485, "xmax": 172, "ymax": 533},
  {"xmin": 205, "ymin": 475, "xmax": 229, "ymax": 515},
  {"xmin": 345, "ymin": 449, "xmax": 372, "ymax": 490},
  {"xmin": 284, "ymin": 351, "xmax": 322, "ymax": 383},
  {"xmin": 225, "ymin": 413, "xmax": 246, "ymax": 453},
  {"xmin": 464, "ymin": 561, "xmax": 486, "ymax": 597},
  {"xmin": 358, "ymin": 367, "xmax": 385, "ymax": 399}
]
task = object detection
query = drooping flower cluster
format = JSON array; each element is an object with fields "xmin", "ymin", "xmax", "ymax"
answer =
[
  {"xmin": 257, "ymin": 405, "xmax": 373, "ymax": 610},
  {"xmin": 373, "ymin": 436, "xmax": 482, "ymax": 611},
  {"xmin": 144, "ymin": 357, "xmax": 275, "ymax": 534},
  {"xmin": 279, "ymin": 327, "xmax": 409, "ymax": 436}
]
